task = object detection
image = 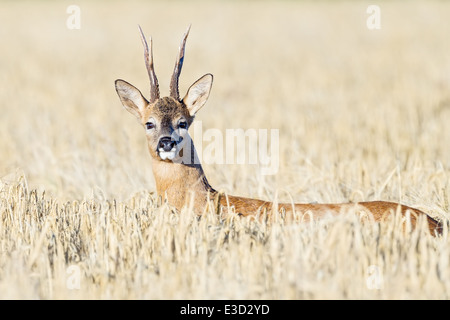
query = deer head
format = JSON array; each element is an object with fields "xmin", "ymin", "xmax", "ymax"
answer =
[{"xmin": 115, "ymin": 26, "xmax": 213, "ymax": 163}]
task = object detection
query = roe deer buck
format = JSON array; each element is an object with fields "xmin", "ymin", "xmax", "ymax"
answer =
[{"xmin": 115, "ymin": 26, "xmax": 442, "ymax": 234}]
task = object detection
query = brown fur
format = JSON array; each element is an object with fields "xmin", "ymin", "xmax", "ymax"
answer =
[
  {"xmin": 115, "ymin": 27, "xmax": 442, "ymax": 236},
  {"xmin": 217, "ymin": 195, "xmax": 441, "ymax": 234}
]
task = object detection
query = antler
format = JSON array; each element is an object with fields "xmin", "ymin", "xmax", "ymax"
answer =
[
  {"xmin": 170, "ymin": 25, "xmax": 191, "ymax": 101},
  {"xmin": 138, "ymin": 25, "xmax": 160, "ymax": 103}
]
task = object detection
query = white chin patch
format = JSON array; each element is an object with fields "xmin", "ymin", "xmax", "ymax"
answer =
[{"xmin": 158, "ymin": 147, "xmax": 177, "ymax": 161}]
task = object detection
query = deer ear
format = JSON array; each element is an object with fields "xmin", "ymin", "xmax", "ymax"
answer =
[
  {"xmin": 115, "ymin": 79, "xmax": 149, "ymax": 120},
  {"xmin": 182, "ymin": 74, "xmax": 213, "ymax": 116}
]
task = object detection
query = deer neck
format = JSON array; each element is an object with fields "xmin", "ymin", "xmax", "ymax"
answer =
[{"xmin": 150, "ymin": 143, "xmax": 215, "ymax": 212}]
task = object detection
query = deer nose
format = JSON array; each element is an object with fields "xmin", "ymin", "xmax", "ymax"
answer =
[{"xmin": 158, "ymin": 137, "xmax": 176, "ymax": 152}]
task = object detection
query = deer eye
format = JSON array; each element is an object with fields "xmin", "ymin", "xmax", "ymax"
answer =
[
  {"xmin": 178, "ymin": 121, "xmax": 188, "ymax": 129},
  {"xmin": 145, "ymin": 122, "xmax": 155, "ymax": 130}
]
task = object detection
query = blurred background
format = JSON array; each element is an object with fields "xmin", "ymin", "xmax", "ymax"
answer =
[{"xmin": 1, "ymin": 0, "xmax": 449, "ymax": 209}]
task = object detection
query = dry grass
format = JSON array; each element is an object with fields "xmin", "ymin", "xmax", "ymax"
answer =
[{"xmin": 1, "ymin": 0, "xmax": 450, "ymax": 299}]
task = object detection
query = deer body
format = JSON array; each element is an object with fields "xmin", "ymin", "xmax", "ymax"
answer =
[
  {"xmin": 115, "ymin": 26, "xmax": 441, "ymax": 234},
  {"xmin": 152, "ymin": 154, "xmax": 441, "ymax": 233}
]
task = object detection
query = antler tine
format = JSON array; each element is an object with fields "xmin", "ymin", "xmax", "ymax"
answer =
[
  {"xmin": 138, "ymin": 25, "xmax": 160, "ymax": 103},
  {"xmin": 170, "ymin": 25, "xmax": 191, "ymax": 101}
]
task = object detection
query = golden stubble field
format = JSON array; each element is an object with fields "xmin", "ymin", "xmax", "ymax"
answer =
[{"xmin": 1, "ymin": 0, "xmax": 450, "ymax": 299}]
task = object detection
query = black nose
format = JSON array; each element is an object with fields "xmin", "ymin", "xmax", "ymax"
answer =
[{"xmin": 158, "ymin": 137, "xmax": 176, "ymax": 152}]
